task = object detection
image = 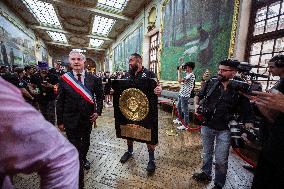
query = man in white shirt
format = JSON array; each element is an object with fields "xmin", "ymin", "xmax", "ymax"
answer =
[{"xmin": 174, "ymin": 61, "xmax": 195, "ymax": 130}]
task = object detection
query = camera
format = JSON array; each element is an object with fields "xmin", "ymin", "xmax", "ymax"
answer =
[
  {"xmin": 238, "ymin": 62, "xmax": 269, "ymax": 79},
  {"xmin": 228, "ymin": 79, "xmax": 251, "ymax": 94},
  {"xmin": 228, "ymin": 120, "xmax": 244, "ymax": 148},
  {"xmin": 228, "ymin": 79, "xmax": 263, "ymax": 94},
  {"xmin": 177, "ymin": 65, "xmax": 186, "ymax": 70}
]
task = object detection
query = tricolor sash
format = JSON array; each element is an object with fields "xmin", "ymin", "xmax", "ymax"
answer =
[{"xmin": 62, "ymin": 72, "xmax": 94, "ymax": 104}]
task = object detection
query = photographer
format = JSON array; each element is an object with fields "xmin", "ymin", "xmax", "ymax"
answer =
[
  {"xmin": 251, "ymin": 55, "xmax": 284, "ymax": 188},
  {"xmin": 192, "ymin": 59, "xmax": 254, "ymax": 189},
  {"xmin": 173, "ymin": 61, "xmax": 195, "ymax": 130}
]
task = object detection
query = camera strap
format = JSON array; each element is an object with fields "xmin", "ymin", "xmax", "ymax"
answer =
[
  {"xmin": 206, "ymin": 80, "xmax": 219, "ymax": 99},
  {"xmin": 203, "ymin": 81, "xmax": 224, "ymax": 120},
  {"xmin": 198, "ymin": 80, "xmax": 219, "ymax": 116}
]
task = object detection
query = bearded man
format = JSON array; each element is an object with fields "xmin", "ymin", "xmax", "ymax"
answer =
[
  {"xmin": 118, "ymin": 53, "xmax": 162, "ymax": 173},
  {"xmin": 192, "ymin": 59, "xmax": 254, "ymax": 189}
]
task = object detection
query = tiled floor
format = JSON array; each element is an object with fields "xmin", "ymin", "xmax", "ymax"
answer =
[{"xmin": 13, "ymin": 107, "xmax": 253, "ymax": 189}]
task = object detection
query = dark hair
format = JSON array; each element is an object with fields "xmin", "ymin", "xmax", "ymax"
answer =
[
  {"xmin": 269, "ymin": 55, "xmax": 284, "ymax": 68},
  {"xmin": 14, "ymin": 67, "xmax": 24, "ymax": 74},
  {"xmin": 24, "ymin": 65, "xmax": 32, "ymax": 71},
  {"xmin": 219, "ymin": 59, "xmax": 240, "ymax": 69},
  {"xmin": 184, "ymin": 61, "xmax": 195, "ymax": 70},
  {"xmin": 49, "ymin": 68, "xmax": 56, "ymax": 74},
  {"xmin": 130, "ymin": 53, "xmax": 142, "ymax": 59}
]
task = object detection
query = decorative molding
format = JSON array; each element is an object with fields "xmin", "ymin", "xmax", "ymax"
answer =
[
  {"xmin": 47, "ymin": 41, "xmax": 105, "ymax": 51},
  {"xmin": 228, "ymin": 0, "xmax": 240, "ymax": 58},
  {"xmin": 64, "ymin": 17, "xmax": 88, "ymax": 27},
  {"xmin": 147, "ymin": 5, "xmax": 157, "ymax": 33},
  {"xmin": 68, "ymin": 36, "xmax": 88, "ymax": 44},
  {"xmin": 30, "ymin": 25, "xmax": 114, "ymax": 41},
  {"xmin": 38, "ymin": 0, "xmax": 133, "ymax": 22},
  {"xmin": 63, "ymin": 0, "xmax": 97, "ymax": 7}
]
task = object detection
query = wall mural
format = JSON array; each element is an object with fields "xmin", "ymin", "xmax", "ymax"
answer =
[
  {"xmin": 0, "ymin": 15, "xmax": 36, "ymax": 66},
  {"xmin": 113, "ymin": 25, "xmax": 143, "ymax": 71},
  {"xmin": 160, "ymin": 0, "xmax": 237, "ymax": 81}
]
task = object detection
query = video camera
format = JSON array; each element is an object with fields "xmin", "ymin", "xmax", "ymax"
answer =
[
  {"xmin": 227, "ymin": 79, "xmax": 253, "ymax": 94},
  {"xmin": 228, "ymin": 117, "xmax": 263, "ymax": 148},
  {"xmin": 237, "ymin": 62, "xmax": 269, "ymax": 79},
  {"xmin": 227, "ymin": 62, "xmax": 266, "ymax": 94}
]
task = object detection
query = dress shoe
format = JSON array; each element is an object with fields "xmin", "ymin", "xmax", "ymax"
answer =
[
  {"xmin": 212, "ymin": 183, "xmax": 222, "ymax": 189},
  {"xmin": 192, "ymin": 172, "xmax": 212, "ymax": 182},
  {"xmin": 83, "ymin": 160, "xmax": 91, "ymax": 170},
  {"xmin": 146, "ymin": 160, "xmax": 156, "ymax": 173},
  {"xmin": 243, "ymin": 165, "xmax": 255, "ymax": 173},
  {"xmin": 120, "ymin": 152, "xmax": 132, "ymax": 163}
]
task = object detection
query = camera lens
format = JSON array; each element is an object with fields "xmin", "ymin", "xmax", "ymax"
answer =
[
  {"xmin": 228, "ymin": 79, "xmax": 251, "ymax": 94},
  {"xmin": 228, "ymin": 120, "xmax": 244, "ymax": 148}
]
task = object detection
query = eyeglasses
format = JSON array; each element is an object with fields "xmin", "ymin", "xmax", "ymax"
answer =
[
  {"xmin": 71, "ymin": 58, "xmax": 82, "ymax": 61},
  {"xmin": 218, "ymin": 69, "xmax": 234, "ymax": 72}
]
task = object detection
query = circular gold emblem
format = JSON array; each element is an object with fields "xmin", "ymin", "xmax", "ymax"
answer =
[{"xmin": 119, "ymin": 88, "xmax": 149, "ymax": 121}]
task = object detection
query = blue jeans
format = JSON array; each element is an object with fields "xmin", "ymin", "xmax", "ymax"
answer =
[
  {"xmin": 177, "ymin": 96, "xmax": 190, "ymax": 126},
  {"xmin": 201, "ymin": 126, "xmax": 231, "ymax": 187}
]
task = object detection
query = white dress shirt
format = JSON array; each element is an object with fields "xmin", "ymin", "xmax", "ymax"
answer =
[{"xmin": 73, "ymin": 70, "xmax": 85, "ymax": 85}]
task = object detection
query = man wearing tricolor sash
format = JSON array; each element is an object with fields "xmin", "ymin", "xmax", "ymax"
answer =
[{"xmin": 56, "ymin": 50, "xmax": 103, "ymax": 189}]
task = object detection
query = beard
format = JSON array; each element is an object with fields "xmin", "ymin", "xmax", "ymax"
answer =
[
  {"xmin": 217, "ymin": 74, "xmax": 229, "ymax": 82},
  {"xmin": 129, "ymin": 64, "xmax": 138, "ymax": 76}
]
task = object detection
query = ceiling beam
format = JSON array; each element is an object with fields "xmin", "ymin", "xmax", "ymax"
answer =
[
  {"xmin": 47, "ymin": 42, "xmax": 105, "ymax": 51},
  {"xmin": 38, "ymin": 0, "xmax": 133, "ymax": 22},
  {"xmin": 30, "ymin": 25, "xmax": 114, "ymax": 41}
]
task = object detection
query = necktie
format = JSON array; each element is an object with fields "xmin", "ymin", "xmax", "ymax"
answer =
[{"xmin": 77, "ymin": 73, "xmax": 82, "ymax": 83}]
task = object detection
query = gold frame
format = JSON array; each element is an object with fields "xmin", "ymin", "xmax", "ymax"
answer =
[
  {"xmin": 228, "ymin": 0, "xmax": 240, "ymax": 58},
  {"xmin": 157, "ymin": 0, "xmax": 170, "ymax": 80}
]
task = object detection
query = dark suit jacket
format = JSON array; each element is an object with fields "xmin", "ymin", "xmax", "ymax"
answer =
[{"xmin": 56, "ymin": 72, "xmax": 103, "ymax": 129}]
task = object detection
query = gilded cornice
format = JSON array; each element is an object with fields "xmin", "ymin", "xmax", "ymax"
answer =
[{"xmin": 228, "ymin": 0, "xmax": 240, "ymax": 58}]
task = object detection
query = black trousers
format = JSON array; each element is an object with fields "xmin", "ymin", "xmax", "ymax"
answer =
[
  {"xmin": 65, "ymin": 122, "xmax": 92, "ymax": 162},
  {"xmin": 252, "ymin": 153, "xmax": 284, "ymax": 189},
  {"xmin": 65, "ymin": 120, "xmax": 92, "ymax": 189},
  {"xmin": 39, "ymin": 100, "xmax": 55, "ymax": 125}
]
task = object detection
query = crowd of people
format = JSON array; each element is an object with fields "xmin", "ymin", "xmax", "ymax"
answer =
[{"xmin": 1, "ymin": 51, "xmax": 284, "ymax": 189}]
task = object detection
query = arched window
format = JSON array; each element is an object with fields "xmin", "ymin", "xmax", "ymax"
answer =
[
  {"xmin": 246, "ymin": 0, "xmax": 284, "ymax": 90},
  {"xmin": 149, "ymin": 32, "xmax": 159, "ymax": 74}
]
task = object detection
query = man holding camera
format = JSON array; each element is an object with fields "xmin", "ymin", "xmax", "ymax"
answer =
[
  {"xmin": 192, "ymin": 59, "xmax": 254, "ymax": 189},
  {"xmin": 251, "ymin": 55, "xmax": 284, "ymax": 188},
  {"xmin": 174, "ymin": 62, "xmax": 195, "ymax": 130}
]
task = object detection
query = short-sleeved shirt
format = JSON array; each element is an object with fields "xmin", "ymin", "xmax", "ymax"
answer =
[{"xmin": 179, "ymin": 72, "xmax": 195, "ymax": 97}]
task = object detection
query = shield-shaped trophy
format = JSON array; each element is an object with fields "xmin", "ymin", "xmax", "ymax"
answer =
[{"xmin": 112, "ymin": 79, "xmax": 158, "ymax": 144}]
